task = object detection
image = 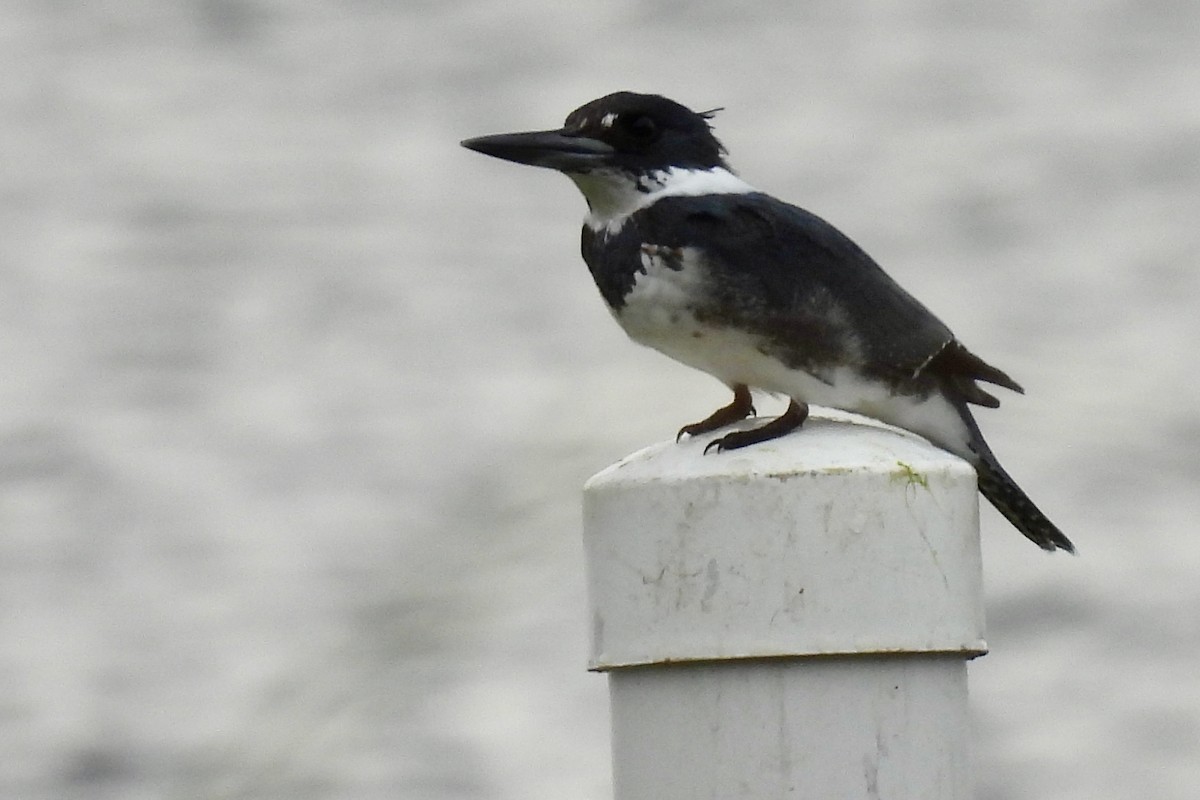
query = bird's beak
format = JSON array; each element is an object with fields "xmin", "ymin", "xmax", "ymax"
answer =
[{"xmin": 461, "ymin": 128, "xmax": 614, "ymax": 172}]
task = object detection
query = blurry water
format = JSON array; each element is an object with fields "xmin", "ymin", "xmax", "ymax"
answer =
[{"xmin": 1, "ymin": 2, "xmax": 1198, "ymax": 798}]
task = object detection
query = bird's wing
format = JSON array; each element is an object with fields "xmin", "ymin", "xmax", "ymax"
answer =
[{"xmin": 640, "ymin": 193, "xmax": 1021, "ymax": 405}]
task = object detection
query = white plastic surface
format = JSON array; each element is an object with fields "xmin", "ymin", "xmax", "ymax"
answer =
[
  {"xmin": 609, "ymin": 657, "xmax": 971, "ymax": 800},
  {"xmin": 582, "ymin": 409, "xmax": 986, "ymax": 670}
]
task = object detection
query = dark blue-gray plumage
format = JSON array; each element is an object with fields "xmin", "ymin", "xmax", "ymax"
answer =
[{"xmin": 462, "ymin": 91, "xmax": 1073, "ymax": 553}]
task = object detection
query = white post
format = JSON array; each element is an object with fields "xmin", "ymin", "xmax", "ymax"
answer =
[{"xmin": 582, "ymin": 410, "xmax": 986, "ymax": 800}]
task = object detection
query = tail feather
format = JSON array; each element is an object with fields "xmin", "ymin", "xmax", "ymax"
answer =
[
  {"xmin": 976, "ymin": 457, "xmax": 1075, "ymax": 553},
  {"xmin": 957, "ymin": 405, "xmax": 1075, "ymax": 553}
]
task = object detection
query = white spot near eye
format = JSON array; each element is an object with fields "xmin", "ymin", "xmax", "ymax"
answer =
[{"xmin": 600, "ymin": 112, "xmax": 617, "ymax": 128}]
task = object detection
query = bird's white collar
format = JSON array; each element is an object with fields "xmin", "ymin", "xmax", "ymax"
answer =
[{"xmin": 570, "ymin": 166, "xmax": 755, "ymax": 235}]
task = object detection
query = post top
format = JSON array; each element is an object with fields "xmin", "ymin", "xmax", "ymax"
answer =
[
  {"xmin": 586, "ymin": 408, "xmax": 974, "ymax": 490},
  {"xmin": 581, "ymin": 409, "xmax": 986, "ymax": 670}
]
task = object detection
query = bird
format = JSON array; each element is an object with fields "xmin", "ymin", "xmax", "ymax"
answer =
[{"xmin": 461, "ymin": 91, "xmax": 1073, "ymax": 553}]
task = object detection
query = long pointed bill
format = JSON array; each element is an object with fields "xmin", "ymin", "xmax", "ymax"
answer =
[{"xmin": 461, "ymin": 129, "xmax": 614, "ymax": 172}]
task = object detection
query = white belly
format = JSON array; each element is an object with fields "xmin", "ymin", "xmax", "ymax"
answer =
[{"xmin": 613, "ymin": 248, "xmax": 972, "ymax": 458}]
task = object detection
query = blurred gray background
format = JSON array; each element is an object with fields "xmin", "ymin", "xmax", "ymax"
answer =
[{"xmin": 2, "ymin": 1, "xmax": 1198, "ymax": 798}]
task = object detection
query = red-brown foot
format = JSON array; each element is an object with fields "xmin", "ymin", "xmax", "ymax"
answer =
[
  {"xmin": 703, "ymin": 400, "xmax": 809, "ymax": 454},
  {"xmin": 676, "ymin": 384, "xmax": 756, "ymax": 442}
]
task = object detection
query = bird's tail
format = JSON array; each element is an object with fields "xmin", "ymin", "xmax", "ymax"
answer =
[{"xmin": 960, "ymin": 410, "xmax": 1075, "ymax": 553}]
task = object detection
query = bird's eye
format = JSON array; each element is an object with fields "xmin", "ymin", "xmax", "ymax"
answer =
[{"xmin": 620, "ymin": 113, "xmax": 659, "ymax": 142}]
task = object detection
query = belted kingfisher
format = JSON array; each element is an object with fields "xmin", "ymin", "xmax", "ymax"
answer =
[{"xmin": 462, "ymin": 91, "xmax": 1073, "ymax": 553}]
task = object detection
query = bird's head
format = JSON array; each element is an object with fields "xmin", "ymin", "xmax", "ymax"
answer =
[
  {"xmin": 462, "ymin": 92, "xmax": 740, "ymax": 230},
  {"xmin": 462, "ymin": 91, "xmax": 728, "ymax": 175}
]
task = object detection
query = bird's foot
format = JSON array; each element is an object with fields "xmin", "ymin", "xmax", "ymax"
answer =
[
  {"xmin": 703, "ymin": 400, "xmax": 809, "ymax": 454},
  {"xmin": 676, "ymin": 384, "xmax": 756, "ymax": 442}
]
